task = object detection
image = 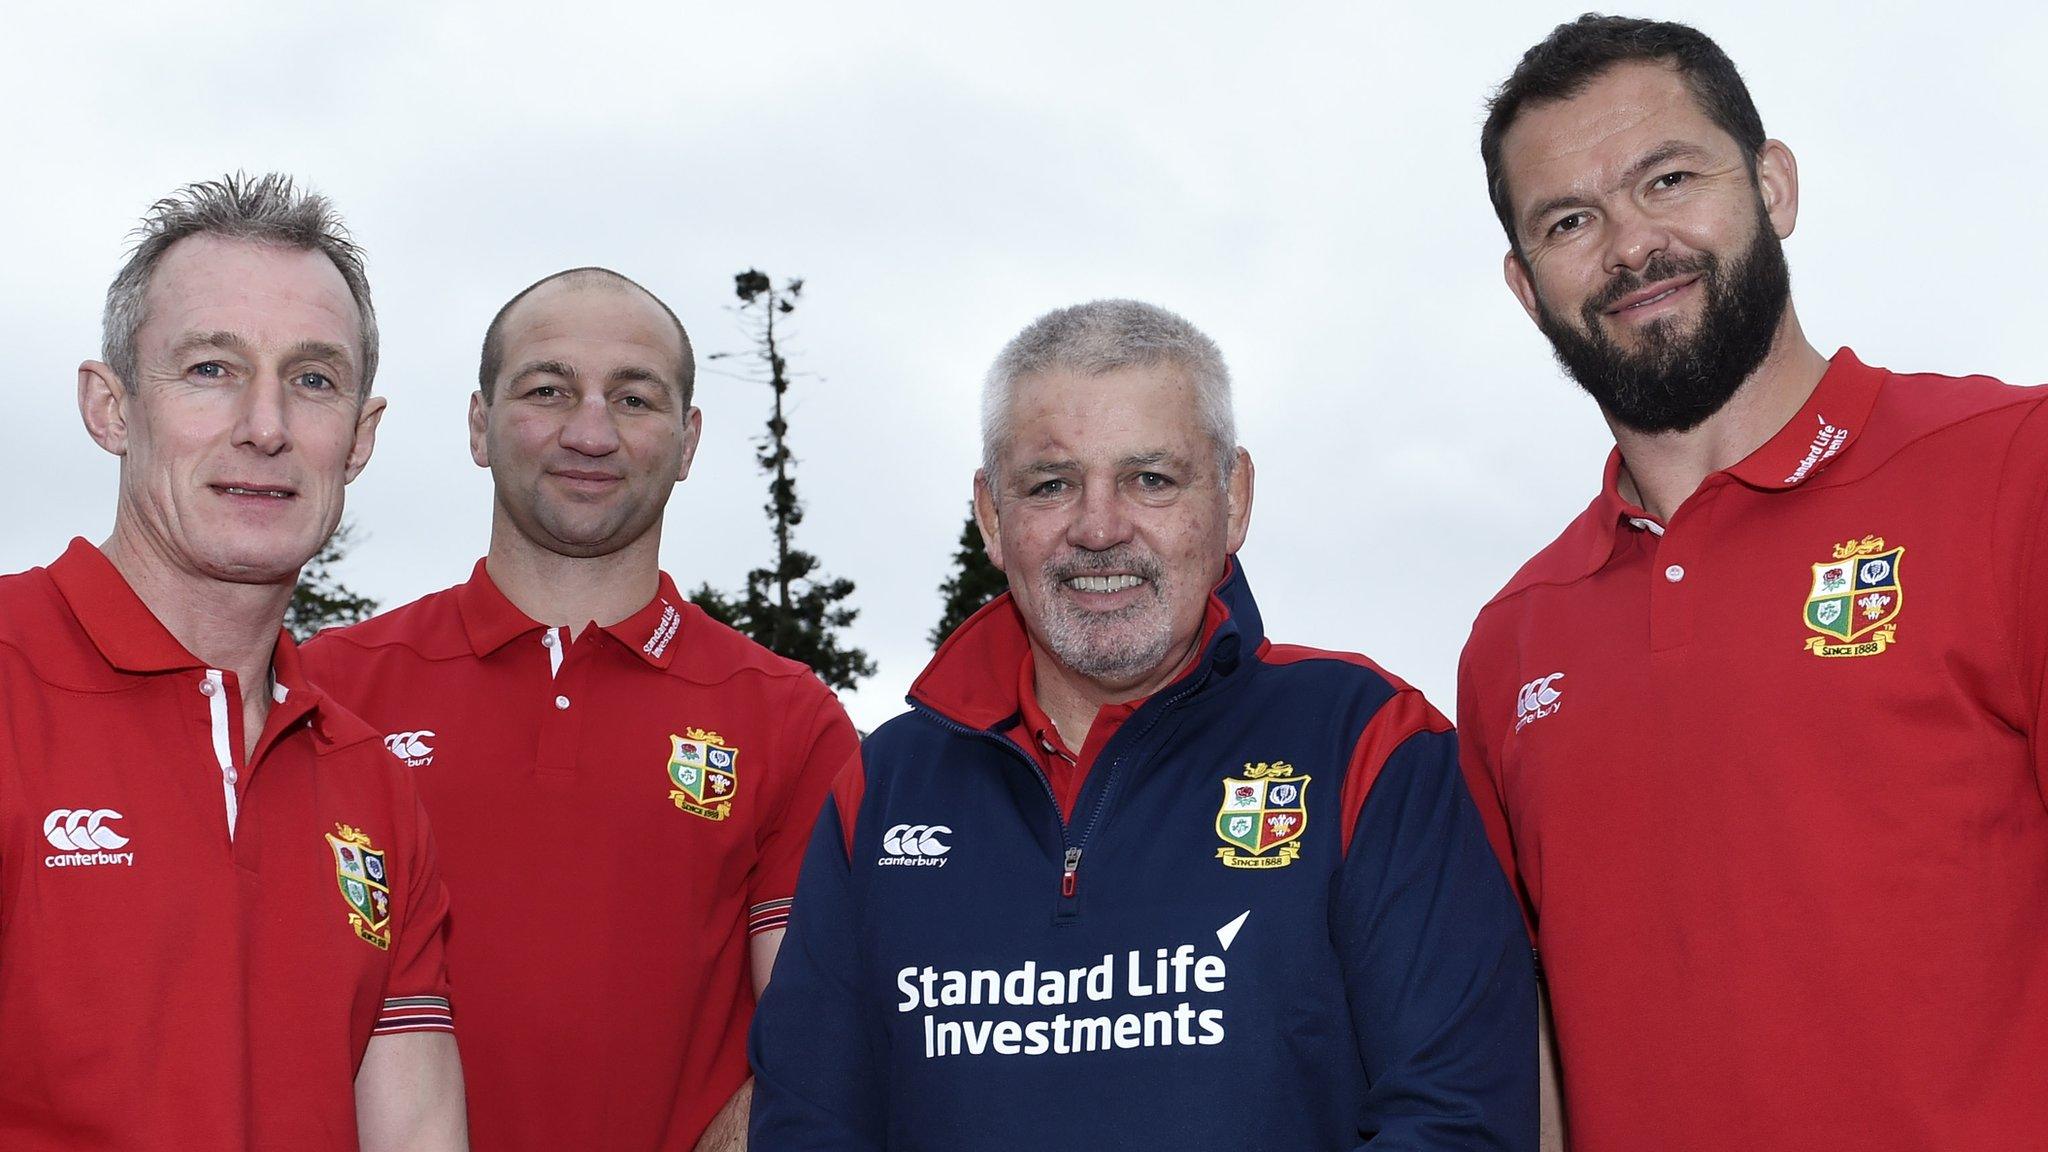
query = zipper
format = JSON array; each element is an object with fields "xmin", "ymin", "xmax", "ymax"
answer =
[{"xmin": 911, "ymin": 664, "xmax": 1214, "ymax": 906}]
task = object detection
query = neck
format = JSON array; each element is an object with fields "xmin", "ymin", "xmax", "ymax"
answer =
[
  {"xmin": 1029, "ymin": 633, "xmax": 1203, "ymax": 750},
  {"xmin": 1607, "ymin": 309, "xmax": 1830, "ymax": 521},
  {"xmin": 99, "ymin": 521, "xmax": 288, "ymax": 727},
  {"xmin": 485, "ymin": 513, "xmax": 664, "ymax": 634}
]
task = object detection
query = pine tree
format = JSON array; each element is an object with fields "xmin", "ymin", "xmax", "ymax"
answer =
[
  {"xmin": 929, "ymin": 507, "xmax": 1007, "ymax": 648},
  {"xmin": 690, "ymin": 270, "xmax": 876, "ymax": 692},
  {"xmin": 286, "ymin": 520, "xmax": 378, "ymax": 641}
]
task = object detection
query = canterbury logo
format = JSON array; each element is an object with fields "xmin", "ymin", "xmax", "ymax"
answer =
[
  {"xmin": 1515, "ymin": 673, "xmax": 1564, "ymax": 732},
  {"xmin": 880, "ymin": 823, "xmax": 953, "ymax": 866},
  {"xmin": 44, "ymin": 808, "xmax": 129, "ymax": 851},
  {"xmin": 383, "ymin": 730, "xmax": 435, "ymax": 766}
]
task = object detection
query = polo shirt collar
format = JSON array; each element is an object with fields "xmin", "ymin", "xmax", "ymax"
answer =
[
  {"xmin": 47, "ymin": 536, "xmax": 340, "ymax": 739},
  {"xmin": 1587, "ymin": 347, "xmax": 1885, "ymax": 564},
  {"xmin": 1722, "ymin": 348, "xmax": 1884, "ymax": 491},
  {"xmin": 456, "ymin": 559, "xmax": 686, "ymax": 670},
  {"xmin": 49, "ymin": 537, "xmax": 209, "ymax": 674}
]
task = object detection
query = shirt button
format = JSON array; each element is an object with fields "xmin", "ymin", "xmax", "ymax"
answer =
[
  {"xmin": 541, "ymin": 631, "xmax": 557, "ymax": 648},
  {"xmin": 200, "ymin": 678, "xmax": 218, "ymax": 697},
  {"xmin": 554, "ymin": 695, "xmax": 571, "ymax": 710},
  {"xmin": 225, "ymin": 768, "xmax": 238, "ymax": 785},
  {"xmin": 1665, "ymin": 564, "xmax": 1686, "ymax": 583}
]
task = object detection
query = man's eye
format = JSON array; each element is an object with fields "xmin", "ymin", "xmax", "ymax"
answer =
[
  {"xmin": 1652, "ymin": 171, "xmax": 1691, "ymax": 190},
  {"xmin": 191, "ymin": 361, "xmax": 227, "ymax": 379},
  {"xmin": 619, "ymin": 394, "xmax": 649, "ymax": 409},
  {"xmin": 295, "ymin": 372, "xmax": 334, "ymax": 391},
  {"xmin": 1134, "ymin": 472, "xmax": 1175, "ymax": 490},
  {"xmin": 1028, "ymin": 478, "xmax": 1069, "ymax": 497},
  {"xmin": 1548, "ymin": 212, "xmax": 1589, "ymax": 236},
  {"xmin": 528, "ymin": 384, "xmax": 561, "ymax": 399}
]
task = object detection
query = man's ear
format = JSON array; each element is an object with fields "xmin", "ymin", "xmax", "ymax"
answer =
[
  {"xmin": 1224, "ymin": 447, "xmax": 1254, "ymax": 553},
  {"xmin": 468, "ymin": 391, "xmax": 490, "ymax": 468},
  {"xmin": 674, "ymin": 406, "xmax": 703, "ymax": 483},
  {"xmin": 1504, "ymin": 249, "xmax": 1543, "ymax": 325},
  {"xmin": 1755, "ymin": 139, "xmax": 1799, "ymax": 239},
  {"xmin": 78, "ymin": 360, "xmax": 131, "ymax": 457},
  {"xmin": 972, "ymin": 469, "xmax": 1006, "ymax": 573},
  {"xmin": 345, "ymin": 395, "xmax": 387, "ymax": 483}
]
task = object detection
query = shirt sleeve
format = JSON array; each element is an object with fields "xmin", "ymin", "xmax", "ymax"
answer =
[
  {"xmin": 1335, "ymin": 715, "xmax": 1538, "ymax": 1151},
  {"xmin": 1456, "ymin": 633, "xmax": 1534, "ymax": 933},
  {"xmin": 1997, "ymin": 397, "xmax": 2048, "ymax": 805},
  {"xmin": 748, "ymin": 683, "xmax": 861, "ymax": 937},
  {"xmin": 373, "ymin": 789, "xmax": 454, "ymax": 1036},
  {"xmin": 748, "ymin": 751, "xmax": 887, "ymax": 1151}
]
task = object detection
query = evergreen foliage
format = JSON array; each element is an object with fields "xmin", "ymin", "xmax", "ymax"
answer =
[
  {"xmin": 286, "ymin": 521, "xmax": 378, "ymax": 641},
  {"xmin": 928, "ymin": 508, "xmax": 1007, "ymax": 648},
  {"xmin": 689, "ymin": 270, "xmax": 876, "ymax": 692}
]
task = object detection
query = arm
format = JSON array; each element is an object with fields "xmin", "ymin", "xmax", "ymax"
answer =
[
  {"xmin": 1336, "ymin": 716, "xmax": 1538, "ymax": 1150},
  {"xmin": 749, "ymin": 761, "xmax": 887, "ymax": 1152},
  {"xmin": 688, "ymin": 931, "xmax": 785, "ymax": 1152},
  {"xmin": 1538, "ymin": 981, "xmax": 1567, "ymax": 1152},
  {"xmin": 356, "ymin": 1031, "xmax": 467, "ymax": 1152},
  {"xmin": 357, "ymin": 791, "xmax": 466, "ymax": 1150}
]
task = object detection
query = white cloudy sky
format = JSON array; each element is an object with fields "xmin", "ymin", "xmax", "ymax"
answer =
[{"xmin": 4, "ymin": 1, "xmax": 2043, "ymax": 730}]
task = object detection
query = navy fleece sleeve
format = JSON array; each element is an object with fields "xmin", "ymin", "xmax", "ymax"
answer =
[
  {"xmin": 1335, "ymin": 726, "xmax": 1537, "ymax": 1150},
  {"xmin": 749, "ymin": 793, "xmax": 886, "ymax": 1151}
]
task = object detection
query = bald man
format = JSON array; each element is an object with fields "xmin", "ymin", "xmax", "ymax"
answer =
[{"xmin": 304, "ymin": 268, "xmax": 858, "ymax": 1152}]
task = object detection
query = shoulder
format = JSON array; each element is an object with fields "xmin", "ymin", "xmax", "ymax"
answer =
[
  {"xmin": 1862, "ymin": 366, "xmax": 2048, "ymax": 465},
  {"xmin": 0, "ymin": 565, "xmax": 109, "ymax": 692},
  {"xmin": 1253, "ymin": 641, "xmax": 1449, "ymax": 735},
  {"xmin": 303, "ymin": 587, "xmax": 468, "ymax": 667},
  {"xmin": 668, "ymin": 603, "xmax": 837, "ymax": 701},
  {"xmin": 1466, "ymin": 495, "xmax": 1612, "ymax": 623}
]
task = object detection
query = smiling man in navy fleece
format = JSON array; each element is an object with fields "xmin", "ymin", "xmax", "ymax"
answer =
[{"xmin": 749, "ymin": 299, "xmax": 1534, "ymax": 1151}]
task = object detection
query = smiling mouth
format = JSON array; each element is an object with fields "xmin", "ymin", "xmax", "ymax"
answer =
[
  {"xmin": 1065, "ymin": 574, "xmax": 1145, "ymax": 593},
  {"xmin": 216, "ymin": 485, "xmax": 293, "ymax": 499},
  {"xmin": 1606, "ymin": 276, "xmax": 1700, "ymax": 315}
]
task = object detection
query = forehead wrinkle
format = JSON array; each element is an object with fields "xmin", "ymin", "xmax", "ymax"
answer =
[
  {"xmin": 511, "ymin": 359, "xmax": 577, "ymax": 384},
  {"xmin": 167, "ymin": 330, "xmax": 255, "ymax": 360}
]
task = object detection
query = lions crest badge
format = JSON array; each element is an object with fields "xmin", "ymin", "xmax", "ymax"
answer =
[
  {"xmin": 1804, "ymin": 535, "xmax": 1903, "ymax": 658},
  {"xmin": 1215, "ymin": 761, "xmax": 1310, "ymax": 869},
  {"xmin": 667, "ymin": 728, "xmax": 739, "ymax": 821},
  {"xmin": 326, "ymin": 824, "xmax": 392, "ymax": 950}
]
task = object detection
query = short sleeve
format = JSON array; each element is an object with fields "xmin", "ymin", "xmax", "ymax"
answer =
[
  {"xmin": 748, "ymin": 682, "xmax": 860, "ymax": 936},
  {"xmin": 372, "ymin": 790, "xmax": 454, "ymax": 1036}
]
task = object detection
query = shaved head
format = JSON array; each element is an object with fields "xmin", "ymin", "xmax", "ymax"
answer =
[{"xmin": 478, "ymin": 267, "xmax": 694, "ymax": 403}]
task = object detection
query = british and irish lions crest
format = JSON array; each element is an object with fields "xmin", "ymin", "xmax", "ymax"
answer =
[
  {"xmin": 1804, "ymin": 535, "xmax": 1904, "ymax": 658},
  {"xmin": 326, "ymin": 824, "xmax": 392, "ymax": 950},
  {"xmin": 667, "ymin": 727, "xmax": 739, "ymax": 821},
  {"xmin": 1215, "ymin": 761, "xmax": 1310, "ymax": 869}
]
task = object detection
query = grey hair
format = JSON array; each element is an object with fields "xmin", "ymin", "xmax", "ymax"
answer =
[
  {"xmin": 101, "ymin": 173, "xmax": 379, "ymax": 396},
  {"xmin": 981, "ymin": 299, "xmax": 1236, "ymax": 486}
]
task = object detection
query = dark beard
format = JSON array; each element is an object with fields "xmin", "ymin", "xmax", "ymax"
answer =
[{"xmin": 1535, "ymin": 202, "xmax": 1791, "ymax": 434}]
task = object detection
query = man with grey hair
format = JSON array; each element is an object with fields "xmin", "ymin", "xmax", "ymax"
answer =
[
  {"xmin": 0, "ymin": 174, "xmax": 466, "ymax": 1151},
  {"xmin": 750, "ymin": 299, "xmax": 1535, "ymax": 1150}
]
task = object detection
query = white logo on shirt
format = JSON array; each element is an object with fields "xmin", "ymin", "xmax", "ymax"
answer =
[
  {"xmin": 1514, "ymin": 673, "xmax": 1565, "ymax": 733},
  {"xmin": 383, "ymin": 730, "xmax": 436, "ymax": 767},
  {"xmin": 43, "ymin": 809, "xmax": 136, "ymax": 867},
  {"xmin": 880, "ymin": 823, "xmax": 953, "ymax": 867}
]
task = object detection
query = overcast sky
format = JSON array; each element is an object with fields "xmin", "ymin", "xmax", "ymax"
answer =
[{"xmin": 4, "ymin": 1, "xmax": 2043, "ymax": 730}]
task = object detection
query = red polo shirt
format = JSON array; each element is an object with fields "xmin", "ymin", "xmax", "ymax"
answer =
[
  {"xmin": 0, "ymin": 540, "xmax": 453, "ymax": 1152},
  {"xmin": 1458, "ymin": 350, "xmax": 2048, "ymax": 1150},
  {"xmin": 301, "ymin": 561, "xmax": 858, "ymax": 1152}
]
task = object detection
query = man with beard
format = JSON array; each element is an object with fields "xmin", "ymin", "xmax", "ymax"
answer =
[
  {"xmin": 750, "ymin": 300, "xmax": 1535, "ymax": 1151},
  {"xmin": 302, "ymin": 268, "xmax": 858, "ymax": 1151},
  {"xmin": 1460, "ymin": 15, "xmax": 2048, "ymax": 1151}
]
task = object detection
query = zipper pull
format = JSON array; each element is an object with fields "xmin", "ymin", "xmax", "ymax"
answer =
[{"xmin": 1061, "ymin": 847, "xmax": 1083, "ymax": 898}]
